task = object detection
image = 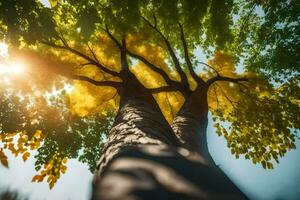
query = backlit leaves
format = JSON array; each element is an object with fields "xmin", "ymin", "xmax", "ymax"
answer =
[
  {"xmin": 0, "ymin": 74, "xmax": 114, "ymax": 187},
  {"xmin": 49, "ymin": 0, "xmax": 60, "ymax": 8},
  {"xmin": 0, "ymin": 149, "xmax": 8, "ymax": 167},
  {"xmin": 210, "ymin": 74, "xmax": 299, "ymax": 168},
  {"xmin": 207, "ymin": 51, "xmax": 236, "ymax": 76},
  {"xmin": 22, "ymin": 152, "xmax": 30, "ymax": 162},
  {"xmin": 32, "ymin": 154, "xmax": 68, "ymax": 189},
  {"xmin": 0, "ymin": 131, "xmax": 44, "ymax": 163}
]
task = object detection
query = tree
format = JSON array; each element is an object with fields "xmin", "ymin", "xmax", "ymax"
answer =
[{"xmin": 0, "ymin": 0, "xmax": 299, "ymax": 199}]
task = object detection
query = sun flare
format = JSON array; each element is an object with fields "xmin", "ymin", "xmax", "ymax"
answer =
[
  {"xmin": 0, "ymin": 42, "xmax": 25, "ymax": 75},
  {"xmin": 0, "ymin": 42, "xmax": 8, "ymax": 56},
  {"xmin": 0, "ymin": 62, "xmax": 25, "ymax": 75}
]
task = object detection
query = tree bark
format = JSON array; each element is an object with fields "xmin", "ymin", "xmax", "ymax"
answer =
[
  {"xmin": 92, "ymin": 75, "xmax": 248, "ymax": 199},
  {"xmin": 94, "ymin": 71, "xmax": 181, "ymax": 177},
  {"xmin": 171, "ymin": 87, "xmax": 212, "ymax": 162}
]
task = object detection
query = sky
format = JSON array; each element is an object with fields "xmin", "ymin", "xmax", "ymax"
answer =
[
  {"xmin": 208, "ymin": 120, "xmax": 300, "ymax": 200},
  {"xmin": 1, "ymin": 0, "xmax": 300, "ymax": 199}
]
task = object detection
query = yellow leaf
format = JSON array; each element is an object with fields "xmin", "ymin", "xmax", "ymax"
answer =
[
  {"xmin": 33, "ymin": 130, "xmax": 42, "ymax": 138},
  {"xmin": 60, "ymin": 165, "xmax": 67, "ymax": 174},
  {"xmin": 5, "ymin": 138, "xmax": 13, "ymax": 143},
  {"xmin": 49, "ymin": 0, "xmax": 60, "ymax": 7},
  {"xmin": 49, "ymin": 181, "xmax": 55, "ymax": 189},
  {"xmin": 1, "ymin": 158, "xmax": 8, "ymax": 168},
  {"xmin": 0, "ymin": 150, "xmax": 9, "ymax": 168},
  {"xmin": 45, "ymin": 163, "xmax": 53, "ymax": 171},
  {"xmin": 62, "ymin": 157, "xmax": 68, "ymax": 164},
  {"xmin": 8, "ymin": 144, "xmax": 16, "ymax": 153},
  {"xmin": 31, "ymin": 175, "xmax": 44, "ymax": 182},
  {"xmin": 22, "ymin": 152, "xmax": 30, "ymax": 162},
  {"xmin": 47, "ymin": 175, "xmax": 53, "ymax": 183}
]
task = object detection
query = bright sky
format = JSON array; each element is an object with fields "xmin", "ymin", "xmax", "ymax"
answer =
[
  {"xmin": 0, "ymin": 152, "xmax": 93, "ymax": 200},
  {"xmin": 0, "ymin": 1, "xmax": 299, "ymax": 199}
]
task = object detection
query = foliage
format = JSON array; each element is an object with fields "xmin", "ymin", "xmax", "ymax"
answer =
[
  {"xmin": 210, "ymin": 76, "xmax": 299, "ymax": 169},
  {"xmin": 0, "ymin": 79, "xmax": 114, "ymax": 189},
  {"xmin": 0, "ymin": 0, "xmax": 299, "ymax": 188},
  {"xmin": 206, "ymin": 52, "xmax": 299, "ymax": 168},
  {"xmin": 231, "ymin": 0, "xmax": 300, "ymax": 80}
]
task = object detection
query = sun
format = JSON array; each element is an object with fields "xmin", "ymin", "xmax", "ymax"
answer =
[
  {"xmin": 0, "ymin": 42, "xmax": 25, "ymax": 75},
  {"xmin": 0, "ymin": 61, "xmax": 25, "ymax": 75}
]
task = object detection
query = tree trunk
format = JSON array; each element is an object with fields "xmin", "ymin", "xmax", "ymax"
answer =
[
  {"xmin": 171, "ymin": 87, "xmax": 213, "ymax": 163},
  {"xmin": 94, "ymin": 71, "xmax": 181, "ymax": 177},
  {"xmin": 92, "ymin": 75, "xmax": 248, "ymax": 199}
]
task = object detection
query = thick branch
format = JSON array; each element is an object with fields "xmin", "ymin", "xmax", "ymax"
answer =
[
  {"xmin": 178, "ymin": 23, "xmax": 205, "ymax": 86},
  {"xmin": 126, "ymin": 49, "xmax": 192, "ymax": 97},
  {"xmin": 149, "ymin": 86, "xmax": 178, "ymax": 94},
  {"xmin": 70, "ymin": 75, "xmax": 121, "ymax": 89},
  {"xmin": 142, "ymin": 16, "xmax": 189, "ymax": 89},
  {"xmin": 103, "ymin": 26, "xmax": 129, "ymax": 73},
  {"xmin": 103, "ymin": 20, "xmax": 191, "ymax": 97},
  {"xmin": 127, "ymin": 50, "xmax": 179, "ymax": 85},
  {"xmin": 42, "ymin": 40, "xmax": 121, "ymax": 78},
  {"xmin": 207, "ymin": 76, "xmax": 248, "ymax": 86},
  {"xmin": 103, "ymin": 21, "xmax": 191, "ymax": 97}
]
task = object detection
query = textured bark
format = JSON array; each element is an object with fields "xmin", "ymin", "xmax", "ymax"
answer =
[
  {"xmin": 92, "ymin": 77, "xmax": 249, "ymax": 199},
  {"xmin": 92, "ymin": 49, "xmax": 248, "ymax": 199},
  {"xmin": 171, "ymin": 87, "xmax": 212, "ymax": 162},
  {"xmin": 93, "ymin": 145, "xmax": 248, "ymax": 200},
  {"xmin": 94, "ymin": 71, "xmax": 181, "ymax": 178}
]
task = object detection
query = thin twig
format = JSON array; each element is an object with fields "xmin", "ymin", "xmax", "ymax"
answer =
[
  {"xmin": 178, "ymin": 23, "xmax": 205, "ymax": 86},
  {"xmin": 207, "ymin": 75, "xmax": 248, "ymax": 86},
  {"xmin": 142, "ymin": 16, "xmax": 189, "ymax": 88},
  {"xmin": 70, "ymin": 75, "xmax": 121, "ymax": 89},
  {"xmin": 41, "ymin": 40, "xmax": 121, "ymax": 78}
]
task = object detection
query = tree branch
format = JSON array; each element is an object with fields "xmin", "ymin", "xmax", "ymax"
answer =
[
  {"xmin": 142, "ymin": 16, "xmax": 189, "ymax": 89},
  {"xmin": 41, "ymin": 40, "xmax": 121, "ymax": 78},
  {"xmin": 121, "ymin": 37, "xmax": 129, "ymax": 71},
  {"xmin": 127, "ymin": 50, "xmax": 175, "ymax": 84},
  {"xmin": 149, "ymin": 85, "xmax": 179, "ymax": 93},
  {"xmin": 198, "ymin": 62, "xmax": 220, "ymax": 76},
  {"xmin": 207, "ymin": 75, "xmax": 248, "ymax": 86},
  {"xmin": 70, "ymin": 75, "xmax": 121, "ymax": 89},
  {"xmin": 79, "ymin": 62, "xmax": 93, "ymax": 67},
  {"xmin": 178, "ymin": 23, "xmax": 205, "ymax": 86},
  {"xmin": 213, "ymin": 85, "xmax": 220, "ymax": 109},
  {"xmin": 127, "ymin": 49, "xmax": 192, "ymax": 97},
  {"xmin": 216, "ymin": 83, "xmax": 238, "ymax": 109},
  {"xmin": 103, "ymin": 21, "xmax": 192, "ymax": 97},
  {"xmin": 103, "ymin": 26, "xmax": 129, "ymax": 72},
  {"xmin": 87, "ymin": 43, "xmax": 99, "ymax": 63},
  {"xmin": 104, "ymin": 25, "xmax": 122, "ymax": 50}
]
